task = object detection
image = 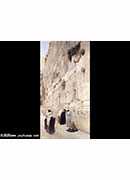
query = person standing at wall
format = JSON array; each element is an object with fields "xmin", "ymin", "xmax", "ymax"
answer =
[
  {"xmin": 48, "ymin": 116, "xmax": 56, "ymax": 134},
  {"xmin": 66, "ymin": 108, "xmax": 78, "ymax": 132},
  {"xmin": 44, "ymin": 109, "xmax": 52, "ymax": 132},
  {"xmin": 59, "ymin": 108, "xmax": 66, "ymax": 125},
  {"xmin": 45, "ymin": 109, "xmax": 56, "ymax": 134},
  {"xmin": 66, "ymin": 109, "xmax": 72, "ymax": 131}
]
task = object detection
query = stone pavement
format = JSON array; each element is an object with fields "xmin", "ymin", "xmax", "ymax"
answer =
[{"xmin": 40, "ymin": 121, "xmax": 90, "ymax": 139}]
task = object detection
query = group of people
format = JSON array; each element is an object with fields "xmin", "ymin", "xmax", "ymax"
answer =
[
  {"xmin": 42, "ymin": 108, "xmax": 78, "ymax": 135},
  {"xmin": 58, "ymin": 108, "xmax": 78, "ymax": 132}
]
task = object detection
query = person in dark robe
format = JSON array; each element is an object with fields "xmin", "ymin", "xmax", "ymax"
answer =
[
  {"xmin": 45, "ymin": 109, "xmax": 52, "ymax": 132},
  {"xmin": 44, "ymin": 117, "xmax": 47, "ymax": 130},
  {"xmin": 48, "ymin": 117, "xmax": 56, "ymax": 134},
  {"xmin": 59, "ymin": 109, "xmax": 66, "ymax": 125}
]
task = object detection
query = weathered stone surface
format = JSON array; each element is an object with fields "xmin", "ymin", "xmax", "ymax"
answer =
[{"xmin": 41, "ymin": 41, "xmax": 90, "ymax": 133}]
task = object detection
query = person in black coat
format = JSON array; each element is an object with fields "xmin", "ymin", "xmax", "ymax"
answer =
[
  {"xmin": 59, "ymin": 109, "xmax": 66, "ymax": 125},
  {"xmin": 44, "ymin": 109, "xmax": 52, "ymax": 131},
  {"xmin": 48, "ymin": 117, "xmax": 55, "ymax": 134},
  {"xmin": 44, "ymin": 118, "xmax": 47, "ymax": 130}
]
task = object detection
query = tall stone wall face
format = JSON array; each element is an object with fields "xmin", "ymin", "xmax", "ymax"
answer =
[{"xmin": 41, "ymin": 41, "xmax": 90, "ymax": 133}]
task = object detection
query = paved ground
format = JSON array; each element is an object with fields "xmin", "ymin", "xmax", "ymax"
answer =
[{"xmin": 40, "ymin": 121, "xmax": 90, "ymax": 139}]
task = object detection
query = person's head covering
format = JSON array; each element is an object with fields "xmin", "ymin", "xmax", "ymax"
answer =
[{"xmin": 65, "ymin": 104, "xmax": 70, "ymax": 111}]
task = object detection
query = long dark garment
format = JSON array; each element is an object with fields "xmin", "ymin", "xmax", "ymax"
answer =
[
  {"xmin": 60, "ymin": 111, "xmax": 66, "ymax": 125},
  {"xmin": 44, "ymin": 118, "xmax": 48, "ymax": 130},
  {"xmin": 48, "ymin": 117, "xmax": 55, "ymax": 134}
]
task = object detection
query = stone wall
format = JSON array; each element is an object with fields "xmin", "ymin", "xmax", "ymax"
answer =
[{"xmin": 41, "ymin": 41, "xmax": 90, "ymax": 133}]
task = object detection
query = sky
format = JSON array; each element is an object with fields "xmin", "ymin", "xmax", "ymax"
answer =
[{"xmin": 40, "ymin": 41, "xmax": 49, "ymax": 58}]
